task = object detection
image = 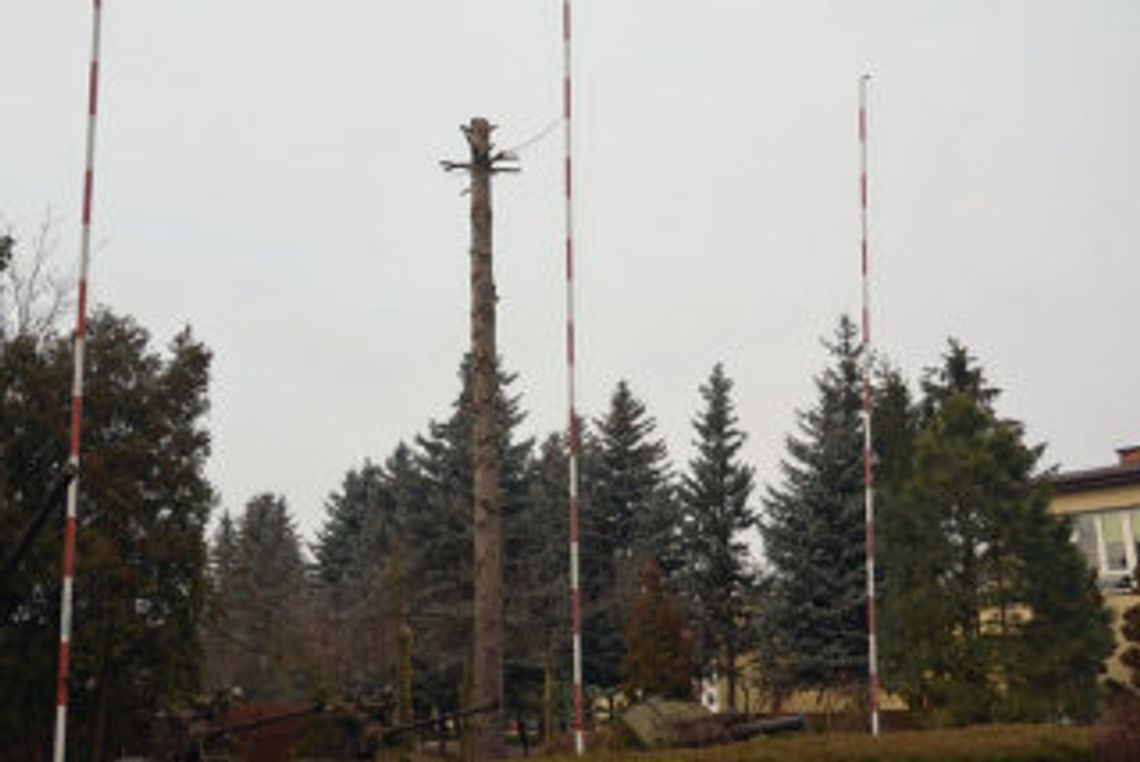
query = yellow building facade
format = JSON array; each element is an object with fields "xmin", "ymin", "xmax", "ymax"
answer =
[{"xmin": 1049, "ymin": 445, "xmax": 1140, "ymax": 687}]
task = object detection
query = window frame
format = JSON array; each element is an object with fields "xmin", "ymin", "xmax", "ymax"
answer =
[{"xmin": 1071, "ymin": 507, "xmax": 1139, "ymax": 589}]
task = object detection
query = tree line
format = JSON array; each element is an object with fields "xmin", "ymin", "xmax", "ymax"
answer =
[
  {"xmin": 0, "ymin": 229, "xmax": 1119, "ymax": 758},
  {"xmin": 200, "ymin": 315, "xmax": 1115, "ymax": 733},
  {"xmin": 199, "ymin": 356, "xmax": 759, "ymax": 735}
]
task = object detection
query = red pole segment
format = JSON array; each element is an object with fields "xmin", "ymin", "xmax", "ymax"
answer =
[
  {"xmin": 562, "ymin": 0, "xmax": 585, "ymax": 755},
  {"xmin": 859, "ymin": 73, "xmax": 881, "ymax": 739},
  {"xmin": 54, "ymin": 2, "xmax": 104, "ymax": 761}
]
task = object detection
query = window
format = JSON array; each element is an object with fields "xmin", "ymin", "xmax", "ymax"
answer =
[
  {"xmin": 1068, "ymin": 507, "xmax": 1140, "ymax": 591},
  {"xmin": 1133, "ymin": 509, "xmax": 1140, "ymax": 573},
  {"xmin": 1103, "ymin": 513, "xmax": 1129, "ymax": 572},
  {"xmin": 1074, "ymin": 514, "xmax": 1099, "ymax": 571}
]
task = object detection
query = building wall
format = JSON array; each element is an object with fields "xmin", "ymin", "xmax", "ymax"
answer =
[
  {"xmin": 1048, "ymin": 475, "xmax": 1140, "ymax": 689},
  {"xmin": 1052, "ymin": 484, "xmax": 1140, "ymax": 515}
]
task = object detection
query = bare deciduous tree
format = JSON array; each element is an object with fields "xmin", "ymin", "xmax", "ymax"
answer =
[{"xmin": 0, "ymin": 210, "xmax": 73, "ymax": 340}]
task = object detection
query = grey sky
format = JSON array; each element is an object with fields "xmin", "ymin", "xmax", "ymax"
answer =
[{"xmin": 4, "ymin": 2, "xmax": 1138, "ymax": 543}]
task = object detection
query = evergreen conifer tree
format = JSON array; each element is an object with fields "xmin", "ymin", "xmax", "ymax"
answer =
[
  {"xmin": 204, "ymin": 511, "xmax": 239, "ymax": 691},
  {"xmin": 583, "ymin": 381, "xmax": 677, "ymax": 693},
  {"xmin": 881, "ymin": 341, "xmax": 1113, "ymax": 722},
  {"xmin": 309, "ymin": 456, "xmax": 410, "ymax": 698},
  {"xmin": 404, "ymin": 355, "xmax": 533, "ymax": 710},
  {"xmin": 761, "ymin": 316, "xmax": 869, "ymax": 701},
  {"xmin": 678, "ymin": 363, "xmax": 756, "ymax": 710},
  {"xmin": 871, "ymin": 366, "xmax": 944, "ymax": 712},
  {"xmin": 313, "ymin": 459, "xmax": 398, "ymax": 593},
  {"xmin": 0, "ymin": 311, "xmax": 214, "ymax": 756},
  {"xmin": 592, "ymin": 380, "xmax": 677, "ymax": 569},
  {"xmin": 511, "ymin": 433, "xmax": 573, "ymax": 734},
  {"xmin": 228, "ymin": 493, "xmax": 310, "ymax": 701}
]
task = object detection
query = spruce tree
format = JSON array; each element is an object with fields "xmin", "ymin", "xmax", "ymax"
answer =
[
  {"xmin": 404, "ymin": 355, "xmax": 533, "ymax": 711},
  {"xmin": 592, "ymin": 380, "xmax": 677, "ymax": 569},
  {"xmin": 762, "ymin": 316, "xmax": 869, "ymax": 701},
  {"xmin": 204, "ymin": 511, "xmax": 239, "ymax": 691},
  {"xmin": 512, "ymin": 433, "xmax": 572, "ymax": 735},
  {"xmin": 678, "ymin": 363, "xmax": 756, "ymax": 710},
  {"xmin": 228, "ymin": 493, "xmax": 310, "ymax": 702},
  {"xmin": 310, "ymin": 455, "xmax": 411, "ymax": 698},
  {"xmin": 313, "ymin": 459, "xmax": 399, "ymax": 592},
  {"xmin": 583, "ymin": 381, "xmax": 677, "ymax": 693}
]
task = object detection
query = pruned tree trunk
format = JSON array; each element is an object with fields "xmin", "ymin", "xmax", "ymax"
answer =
[{"xmin": 467, "ymin": 117, "xmax": 504, "ymax": 759}]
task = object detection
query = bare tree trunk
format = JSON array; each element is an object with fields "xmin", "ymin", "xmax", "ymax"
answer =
[
  {"xmin": 725, "ymin": 636, "xmax": 738, "ymax": 713},
  {"xmin": 543, "ymin": 640, "xmax": 556, "ymax": 743},
  {"xmin": 466, "ymin": 117, "xmax": 504, "ymax": 759}
]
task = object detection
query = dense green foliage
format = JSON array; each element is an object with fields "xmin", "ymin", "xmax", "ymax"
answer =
[
  {"xmin": 0, "ymin": 310, "xmax": 214, "ymax": 759},
  {"xmin": 1116, "ymin": 566, "xmax": 1140, "ymax": 690},
  {"xmin": 762, "ymin": 316, "xmax": 869, "ymax": 701},
  {"xmin": 677, "ymin": 363, "xmax": 757, "ymax": 710},
  {"xmin": 204, "ymin": 493, "xmax": 311, "ymax": 702},
  {"xmin": 583, "ymin": 380, "xmax": 677, "ymax": 692},
  {"xmin": 878, "ymin": 342, "xmax": 1113, "ymax": 723}
]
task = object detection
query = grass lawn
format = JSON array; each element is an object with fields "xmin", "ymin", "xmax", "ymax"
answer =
[{"xmin": 552, "ymin": 724, "xmax": 1093, "ymax": 761}]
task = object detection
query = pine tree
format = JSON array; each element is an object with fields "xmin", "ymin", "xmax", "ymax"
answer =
[
  {"xmin": 582, "ymin": 381, "xmax": 677, "ymax": 693},
  {"xmin": 404, "ymin": 355, "xmax": 533, "ymax": 712},
  {"xmin": 592, "ymin": 380, "xmax": 677, "ymax": 570},
  {"xmin": 678, "ymin": 363, "xmax": 756, "ymax": 711},
  {"xmin": 309, "ymin": 455, "xmax": 410, "ymax": 699},
  {"xmin": 762, "ymin": 316, "xmax": 869, "ymax": 701},
  {"xmin": 512, "ymin": 433, "xmax": 572, "ymax": 736},
  {"xmin": 882, "ymin": 341, "xmax": 1113, "ymax": 722},
  {"xmin": 204, "ymin": 511, "xmax": 239, "ymax": 691},
  {"xmin": 227, "ymin": 492, "xmax": 310, "ymax": 702},
  {"xmin": 872, "ymin": 366, "xmax": 947, "ymax": 713},
  {"xmin": 313, "ymin": 459, "xmax": 399, "ymax": 592}
]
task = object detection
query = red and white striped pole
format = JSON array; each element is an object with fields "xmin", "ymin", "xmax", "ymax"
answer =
[
  {"xmin": 858, "ymin": 73, "xmax": 881, "ymax": 739},
  {"xmin": 54, "ymin": 2, "xmax": 104, "ymax": 760},
  {"xmin": 562, "ymin": 0, "xmax": 585, "ymax": 755}
]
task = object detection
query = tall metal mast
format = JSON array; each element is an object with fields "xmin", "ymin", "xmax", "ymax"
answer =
[
  {"xmin": 54, "ymin": 2, "xmax": 105, "ymax": 760},
  {"xmin": 561, "ymin": 0, "xmax": 584, "ymax": 755},
  {"xmin": 859, "ymin": 73, "xmax": 881, "ymax": 739}
]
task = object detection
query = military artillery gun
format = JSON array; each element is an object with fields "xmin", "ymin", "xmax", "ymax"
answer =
[
  {"xmin": 617, "ymin": 698, "xmax": 804, "ymax": 750},
  {"xmin": 151, "ymin": 692, "xmax": 499, "ymax": 761}
]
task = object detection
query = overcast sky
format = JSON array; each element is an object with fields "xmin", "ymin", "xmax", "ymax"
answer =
[{"xmin": 3, "ymin": 2, "xmax": 1138, "ymax": 545}]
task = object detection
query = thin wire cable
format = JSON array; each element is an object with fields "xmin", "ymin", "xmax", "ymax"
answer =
[
  {"xmin": 859, "ymin": 73, "xmax": 881, "ymax": 739},
  {"xmin": 54, "ymin": 2, "xmax": 103, "ymax": 760},
  {"xmin": 562, "ymin": 0, "xmax": 584, "ymax": 755},
  {"xmin": 501, "ymin": 116, "xmax": 561, "ymax": 158}
]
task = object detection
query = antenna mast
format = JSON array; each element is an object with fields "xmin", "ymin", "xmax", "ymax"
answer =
[
  {"xmin": 859, "ymin": 73, "xmax": 881, "ymax": 739},
  {"xmin": 54, "ymin": 1, "xmax": 104, "ymax": 760},
  {"xmin": 562, "ymin": 0, "xmax": 585, "ymax": 755}
]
